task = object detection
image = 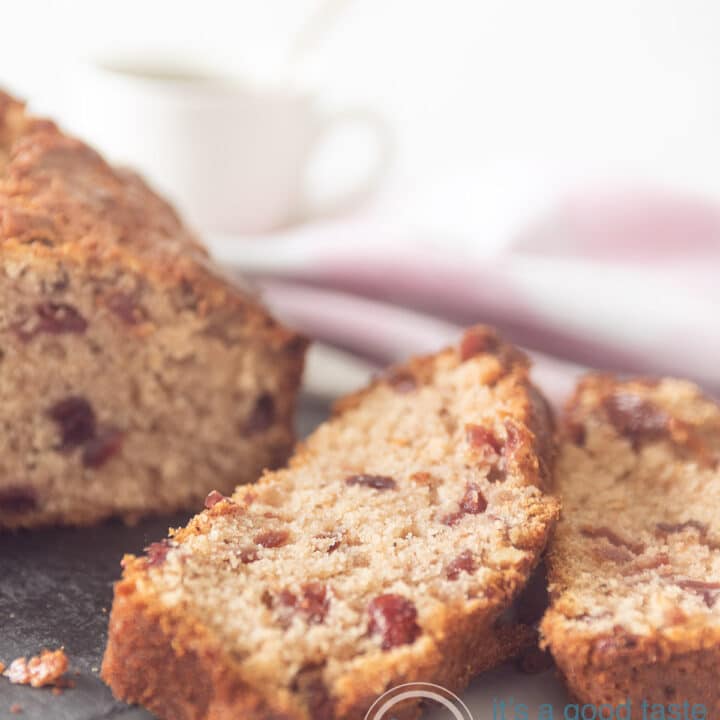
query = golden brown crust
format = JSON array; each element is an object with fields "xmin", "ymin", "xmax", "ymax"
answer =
[
  {"xmin": 333, "ymin": 326, "xmax": 531, "ymax": 419},
  {"xmin": 547, "ymin": 626, "xmax": 720, "ymax": 712},
  {"xmin": 103, "ymin": 327, "xmax": 559, "ymax": 719},
  {"xmin": 103, "ymin": 566, "xmax": 536, "ymax": 720},
  {"xmin": 542, "ymin": 374, "xmax": 720, "ymax": 715},
  {"xmin": 102, "ymin": 571, "xmax": 291, "ymax": 720},
  {"xmin": 0, "ymin": 89, "xmax": 295, "ymax": 348}
]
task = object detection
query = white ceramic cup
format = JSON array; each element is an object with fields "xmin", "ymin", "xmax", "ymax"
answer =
[{"xmin": 63, "ymin": 60, "xmax": 393, "ymax": 234}]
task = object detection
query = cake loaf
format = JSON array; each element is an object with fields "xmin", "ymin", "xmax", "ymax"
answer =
[
  {"xmin": 0, "ymin": 91, "xmax": 306, "ymax": 528},
  {"xmin": 102, "ymin": 327, "xmax": 559, "ymax": 720},
  {"xmin": 542, "ymin": 375, "xmax": 720, "ymax": 714}
]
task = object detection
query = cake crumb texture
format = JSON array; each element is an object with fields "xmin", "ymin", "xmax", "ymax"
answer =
[
  {"xmin": 102, "ymin": 326, "xmax": 559, "ymax": 720},
  {"xmin": 542, "ymin": 375, "xmax": 720, "ymax": 713},
  {"xmin": 0, "ymin": 90, "xmax": 306, "ymax": 529}
]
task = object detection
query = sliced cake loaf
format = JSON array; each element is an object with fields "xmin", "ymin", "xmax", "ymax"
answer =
[
  {"xmin": 0, "ymin": 91, "xmax": 306, "ymax": 528},
  {"xmin": 102, "ymin": 327, "xmax": 559, "ymax": 720},
  {"xmin": 541, "ymin": 375, "xmax": 720, "ymax": 713}
]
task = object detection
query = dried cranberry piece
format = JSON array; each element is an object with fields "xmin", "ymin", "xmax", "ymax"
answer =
[
  {"xmin": 580, "ymin": 526, "xmax": 645, "ymax": 555},
  {"xmin": 244, "ymin": 394, "xmax": 275, "ymax": 434},
  {"xmin": 238, "ymin": 547, "xmax": 259, "ymax": 564},
  {"xmin": 254, "ymin": 529, "xmax": 289, "ymax": 548},
  {"xmin": 145, "ymin": 539, "xmax": 173, "ymax": 567},
  {"xmin": 466, "ymin": 424, "xmax": 506, "ymax": 479},
  {"xmin": 204, "ymin": 490, "xmax": 228, "ymax": 509},
  {"xmin": 0, "ymin": 487, "xmax": 38, "ymax": 514},
  {"xmin": 465, "ymin": 424, "xmax": 502, "ymax": 453},
  {"xmin": 459, "ymin": 326, "xmax": 499, "ymax": 361},
  {"xmin": 368, "ymin": 594, "xmax": 421, "ymax": 650},
  {"xmin": 345, "ymin": 474, "xmax": 397, "ymax": 490},
  {"xmin": 446, "ymin": 550, "xmax": 476, "ymax": 580},
  {"xmin": 82, "ymin": 427, "xmax": 124, "ymax": 468},
  {"xmin": 460, "ymin": 483, "xmax": 487, "ymax": 515},
  {"xmin": 449, "ymin": 482, "xmax": 489, "ymax": 520},
  {"xmin": 301, "ymin": 583, "xmax": 330, "ymax": 624},
  {"xmin": 48, "ymin": 396, "xmax": 96, "ymax": 448},
  {"xmin": 37, "ymin": 302, "xmax": 86, "ymax": 331},
  {"xmin": 106, "ymin": 292, "xmax": 148, "ymax": 325},
  {"xmin": 442, "ymin": 483, "xmax": 488, "ymax": 526},
  {"xmin": 278, "ymin": 589, "xmax": 297, "ymax": 608},
  {"xmin": 460, "ymin": 483, "xmax": 488, "ymax": 514},
  {"xmin": 603, "ymin": 393, "xmax": 669, "ymax": 445},
  {"xmin": 15, "ymin": 302, "xmax": 88, "ymax": 341},
  {"xmin": 276, "ymin": 584, "xmax": 330, "ymax": 625}
]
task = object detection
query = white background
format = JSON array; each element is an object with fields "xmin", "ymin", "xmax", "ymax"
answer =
[{"xmin": 3, "ymin": 0, "xmax": 720, "ymax": 230}]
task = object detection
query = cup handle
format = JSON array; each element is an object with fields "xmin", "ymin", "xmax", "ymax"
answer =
[{"xmin": 300, "ymin": 107, "xmax": 394, "ymax": 219}]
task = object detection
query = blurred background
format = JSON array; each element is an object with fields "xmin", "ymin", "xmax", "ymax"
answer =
[{"xmin": 2, "ymin": 0, "xmax": 719, "ymax": 399}]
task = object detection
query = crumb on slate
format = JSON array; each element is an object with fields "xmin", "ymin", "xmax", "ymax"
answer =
[{"xmin": 2, "ymin": 648, "xmax": 69, "ymax": 688}]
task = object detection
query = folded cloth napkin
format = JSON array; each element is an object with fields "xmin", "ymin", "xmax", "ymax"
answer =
[{"xmin": 210, "ymin": 186, "xmax": 720, "ymax": 401}]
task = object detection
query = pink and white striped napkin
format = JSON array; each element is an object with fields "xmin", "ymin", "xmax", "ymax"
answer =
[{"xmin": 210, "ymin": 186, "xmax": 720, "ymax": 404}]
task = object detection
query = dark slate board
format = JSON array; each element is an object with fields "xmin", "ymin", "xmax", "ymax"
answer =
[{"xmin": 0, "ymin": 397, "xmax": 330, "ymax": 720}]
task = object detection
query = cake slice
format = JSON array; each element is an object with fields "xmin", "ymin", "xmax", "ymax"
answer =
[
  {"xmin": 102, "ymin": 327, "xmax": 559, "ymax": 720},
  {"xmin": 541, "ymin": 375, "xmax": 720, "ymax": 713},
  {"xmin": 0, "ymin": 91, "xmax": 306, "ymax": 528}
]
